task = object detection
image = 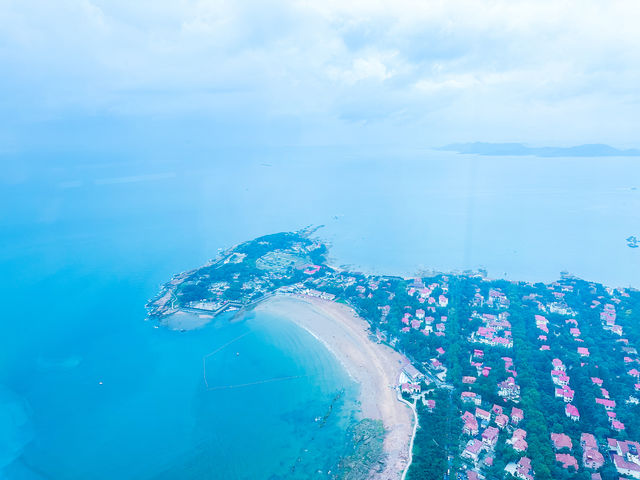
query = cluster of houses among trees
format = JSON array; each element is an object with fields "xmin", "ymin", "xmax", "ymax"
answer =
[{"xmin": 148, "ymin": 232, "xmax": 640, "ymax": 480}]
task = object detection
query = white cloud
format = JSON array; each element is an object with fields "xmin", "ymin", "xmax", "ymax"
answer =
[{"xmin": 0, "ymin": 0, "xmax": 639, "ymax": 146}]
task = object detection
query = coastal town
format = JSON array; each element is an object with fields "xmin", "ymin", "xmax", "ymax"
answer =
[{"xmin": 147, "ymin": 230, "xmax": 640, "ymax": 480}]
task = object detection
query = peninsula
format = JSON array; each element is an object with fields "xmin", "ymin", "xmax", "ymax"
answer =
[{"xmin": 147, "ymin": 229, "xmax": 640, "ymax": 480}]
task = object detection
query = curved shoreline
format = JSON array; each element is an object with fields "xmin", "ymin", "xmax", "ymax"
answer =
[{"xmin": 253, "ymin": 294, "xmax": 416, "ymax": 480}]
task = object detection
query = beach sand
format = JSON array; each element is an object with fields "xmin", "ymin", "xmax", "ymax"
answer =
[{"xmin": 253, "ymin": 294, "xmax": 415, "ymax": 480}]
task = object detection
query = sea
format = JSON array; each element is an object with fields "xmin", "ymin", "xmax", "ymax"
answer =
[{"xmin": 1, "ymin": 146, "xmax": 639, "ymax": 479}]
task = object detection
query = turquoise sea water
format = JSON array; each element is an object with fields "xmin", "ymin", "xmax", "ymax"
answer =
[
  {"xmin": 1, "ymin": 148, "xmax": 639, "ymax": 478},
  {"xmin": 1, "ymin": 297, "xmax": 358, "ymax": 480}
]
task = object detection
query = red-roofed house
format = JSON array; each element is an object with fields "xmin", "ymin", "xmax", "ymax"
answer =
[
  {"xmin": 591, "ymin": 377, "xmax": 603, "ymax": 386},
  {"xmin": 551, "ymin": 433, "xmax": 573, "ymax": 451},
  {"xmin": 511, "ymin": 407, "xmax": 524, "ymax": 424},
  {"xmin": 551, "ymin": 370, "xmax": 570, "ymax": 386},
  {"xmin": 498, "ymin": 377, "xmax": 520, "ymax": 400},
  {"xmin": 581, "ymin": 433, "xmax": 597, "ymax": 450},
  {"xmin": 462, "ymin": 439, "xmax": 483, "ymax": 461},
  {"xmin": 565, "ymin": 404, "xmax": 580, "ymax": 421},
  {"xmin": 466, "ymin": 470, "xmax": 480, "ymax": 480},
  {"xmin": 556, "ymin": 453, "xmax": 578, "ymax": 470},
  {"xmin": 555, "ymin": 386, "xmax": 575, "ymax": 402},
  {"xmin": 510, "ymin": 428, "xmax": 528, "ymax": 452},
  {"xmin": 578, "ymin": 347, "xmax": 590, "ymax": 357},
  {"xmin": 462, "ymin": 412, "xmax": 479, "ymax": 436},
  {"xmin": 612, "ymin": 453, "xmax": 640, "ymax": 478},
  {"xmin": 401, "ymin": 383, "xmax": 421, "ymax": 394},
  {"xmin": 476, "ymin": 408, "xmax": 491, "ymax": 423},
  {"xmin": 612, "ymin": 420, "xmax": 625, "ymax": 432},
  {"xmin": 515, "ymin": 457, "xmax": 533, "ymax": 480},
  {"xmin": 513, "ymin": 438, "xmax": 528, "ymax": 452},
  {"xmin": 483, "ymin": 426, "xmax": 500, "ymax": 448},
  {"xmin": 583, "ymin": 448, "xmax": 605, "ymax": 470},
  {"xmin": 461, "ymin": 391, "xmax": 481, "ymax": 406},
  {"xmin": 596, "ymin": 398, "xmax": 616, "ymax": 410},
  {"xmin": 495, "ymin": 414, "xmax": 509, "ymax": 429},
  {"xmin": 438, "ymin": 295, "xmax": 448, "ymax": 307}
]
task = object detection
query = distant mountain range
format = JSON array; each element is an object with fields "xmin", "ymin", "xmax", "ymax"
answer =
[{"xmin": 439, "ymin": 142, "xmax": 640, "ymax": 157}]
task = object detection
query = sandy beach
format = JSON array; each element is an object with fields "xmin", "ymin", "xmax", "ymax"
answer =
[{"xmin": 253, "ymin": 294, "xmax": 415, "ymax": 480}]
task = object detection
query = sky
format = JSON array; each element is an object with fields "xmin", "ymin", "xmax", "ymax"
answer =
[{"xmin": 1, "ymin": 0, "xmax": 640, "ymax": 153}]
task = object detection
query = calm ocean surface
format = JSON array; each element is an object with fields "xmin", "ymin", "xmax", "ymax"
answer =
[{"xmin": 1, "ymin": 148, "xmax": 638, "ymax": 478}]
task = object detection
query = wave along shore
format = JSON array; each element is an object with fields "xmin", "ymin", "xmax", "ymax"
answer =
[{"xmin": 253, "ymin": 294, "xmax": 415, "ymax": 480}]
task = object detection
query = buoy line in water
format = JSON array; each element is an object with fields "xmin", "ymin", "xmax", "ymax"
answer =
[
  {"xmin": 202, "ymin": 332, "xmax": 307, "ymax": 391},
  {"xmin": 205, "ymin": 375, "xmax": 307, "ymax": 391},
  {"xmin": 202, "ymin": 332, "xmax": 252, "ymax": 389}
]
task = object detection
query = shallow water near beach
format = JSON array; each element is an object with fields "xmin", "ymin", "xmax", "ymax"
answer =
[
  {"xmin": 1, "ymin": 147, "xmax": 639, "ymax": 478},
  {"xmin": 2, "ymin": 302, "xmax": 359, "ymax": 480}
]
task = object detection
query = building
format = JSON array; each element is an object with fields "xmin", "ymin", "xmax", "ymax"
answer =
[
  {"xmin": 596, "ymin": 398, "xmax": 616, "ymax": 410},
  {"xmin": 608, "ymin": 439, "xmax": 640, "ymax": 478},
  {"xmin": 551, "ymin": 433, "xmax": 573, "ymax": 451},
  {"xmin": 555, "ymin": 386, "xmax": 575, "ymax": 402},
  {"xmin": 495, "ymin": 414, "xmax": 509, "ymax": 429},
  {"xmin": 475, "ymin": 407, "xmax": 491, "ymax": 423},
  {"xmin": 402, "ymin": 364, "xmax": 424, "ymax": 383},
  {"xmin": 556, "ymin": 453, "xmax": 578, "ymax": 471},
  {"xmin": 482, "ymin": 426, "xmax": 500, "ymax": 448},
  {"xmin": 612, "ymin": 454, "xmax": 640, "ymax": 478},
  {"xmin": 498, "ymin": 377, "xmax": 520, "ymax": 400},
  {"xmin": 578, "ymin": 346, "xmax": 590, "ymax": 357},
  {"xmin": 515, "ymin": 457, "xmax": 533, "ymax": 480},
  {"xmin": 401, "ymin": 383, "xmax": 421, "ymax": 394},
  {"xmin": 461, "ymin": 391, "xmax": 482, "ymax": 406},
  {"xmin": 583, "ymin": 448, "xmax": 605, "ymax": 470},
  {"xmin": 462, "ymin": 439, "xmax": 483, "ymax": 461},
  {"xmin": 511, "ymin": 407, "xmax": 524, "ymax": 424},
  {"xmin": 509, "ymin": 429, "xmax": 528, "ymax": 452},
  {"xmin": 462, "ymin": 411, "xmax": 479, "ymax": 436},
  {"xmin": 565, "ymin": 404, "xmax": 580, "ymax": 421}
]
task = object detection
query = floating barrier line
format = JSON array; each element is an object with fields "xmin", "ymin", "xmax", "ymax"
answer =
[
  {"xmin": 205, "ymin": 375, "xmax": 306, "ymax": 391},
  {"xmin": 203, "ymin": 332, "xmax": 252, "ymax": 389}
]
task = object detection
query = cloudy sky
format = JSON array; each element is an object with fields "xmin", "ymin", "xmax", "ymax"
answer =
[{"xmin": 2, "ymin": 0, "xmax": 639, "ymax": 152}]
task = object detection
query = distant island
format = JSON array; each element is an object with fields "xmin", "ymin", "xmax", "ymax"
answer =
[
  {"xmin": 148, "ymin": 230, "xmax": 640, "ymax": 480},
  {"xmin": 438, "ymin": 142, "xmax": 640, "ymax": 157}
]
